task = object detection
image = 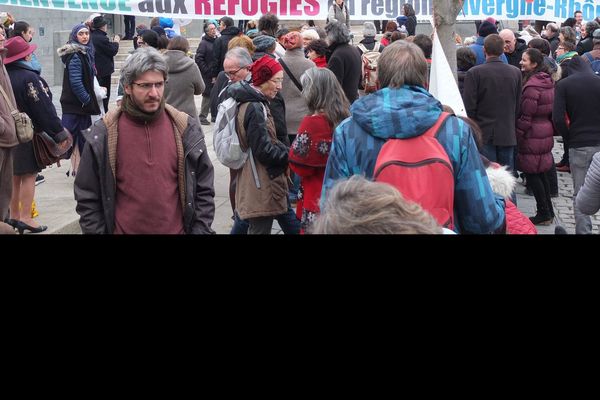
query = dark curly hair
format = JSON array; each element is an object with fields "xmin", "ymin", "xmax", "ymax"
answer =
[{"xmin": 305, "ymin": 39, "xmax": 328, "ymax": 57}]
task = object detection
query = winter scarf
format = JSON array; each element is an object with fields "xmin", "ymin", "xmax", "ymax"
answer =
[{"xmin": 121, "ymin": 94, "xmax": 166, "ymax": 124}]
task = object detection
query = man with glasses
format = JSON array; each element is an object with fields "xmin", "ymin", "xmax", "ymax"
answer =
[{"xmin": 74, "ymin": 47, "xmax": 216, "ymax": 234}]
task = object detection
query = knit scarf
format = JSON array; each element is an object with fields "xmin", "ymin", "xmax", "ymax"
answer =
[
  {"xmin": 556, "ymin": 51, "xmax": 578, "ymax": 63},
  {"xmin": 121, "ymin": 94, "xmax": 165, "ymax": 124}
]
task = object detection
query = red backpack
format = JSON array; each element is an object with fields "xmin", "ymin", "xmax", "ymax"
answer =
[{"xmin": 374, "ymin": 112, "xmax": 454, "ymax": 229}]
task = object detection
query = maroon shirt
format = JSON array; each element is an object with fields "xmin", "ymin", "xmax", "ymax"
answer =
[{"xmin": 114, "ymin": 111, "xmax": 184, "ymax": 234}]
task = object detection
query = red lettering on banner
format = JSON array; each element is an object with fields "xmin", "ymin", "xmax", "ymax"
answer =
[
  {"xmin": 241, "ymin": 0, "xmax": 259, "ymax": 14},
  {"xmin": 279, "ymin": 0, "xmax": 287, "ymax": 15},
  {"xmin": 304, "ymin": 0, "xmax": 319, "ymax": 16},
  {"xmin": 214, "ymin": 0, "xmax": 226, "ymax": 14},
  {"xmin": 260, "ymin": 0, "xmax": 276, "ymax": 15},
  {"xmin": 227, "ymin": 0, "xmax": 239, "ymax": 14},
  {"xmin": 195, "ymin": 0, "xmax": 211, "ymax": 14},
  {"xmin": 289, "ymin": 0, "xmax": 302, "ymax": 15}
]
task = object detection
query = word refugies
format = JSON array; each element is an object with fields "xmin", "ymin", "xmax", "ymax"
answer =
[{"xmin": 1, "ymin": 0, "xmax": 598, "ymax": 21}]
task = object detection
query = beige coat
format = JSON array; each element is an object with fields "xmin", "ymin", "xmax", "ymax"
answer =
[
  {"xmin": 235, "ymin": 104, "xmax": 288, "ymax": 220},
  {"xmin": 0, "ymin": 57, "xmax": 18, "ymax": 148},
  {"xmin": 279, "ymin": 48, "xmax": 315, "ymax": 137}
]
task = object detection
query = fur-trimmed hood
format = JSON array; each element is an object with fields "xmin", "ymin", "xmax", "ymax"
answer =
[
  {"xmin": 57, "ymin": 43, "xmax": 88, "ymax": 61},
  {"xmin": 486, "ymin": 165, "xmax": 516, "ymax": 199}
]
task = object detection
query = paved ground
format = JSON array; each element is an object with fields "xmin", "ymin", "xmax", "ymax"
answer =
[{"xmin": 27, "ymin": 82, "xmax": 600, "ymax": 235}]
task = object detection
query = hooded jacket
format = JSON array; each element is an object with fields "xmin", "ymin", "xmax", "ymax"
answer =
[
  {"xmin": 58, "ymin": 42, "xmax": 100, "ymax": 116},
  {"xmin": 516, "ymin": 72, "xmax": 555, "ymax": 174},
  {"xmin": 553, "ymin": 57, "xmax": 600, "ymax": 148},
  {"xmin": 164, "ymin": 49, "xmax": 205, "ymax": 124},
  {"xmin": 321, "ymin": 86, "xmax": 506, "ymax": 234}
]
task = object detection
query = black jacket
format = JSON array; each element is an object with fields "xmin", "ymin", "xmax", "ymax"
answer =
[
  {"xmin": 91, "ymin": 29, "xmax": 119, "ymax": 77},
  {"xmin": 463, "ymin": 58, "xmax": 523, "ymax": 146},
  {"xmin": 228, "ymin": 80, "xmax": 289, "ymax": 179},
  {"xmin": 6, "ymin": 63, "xmax": 68, "ymax": 142},
  {"xmin": 327, "ymin": 42, "xmax": 362, "ymax": 104},
  {"xmin": 195, "ymin": 34, "xmax": 216, "ymax": 96},
  {"xmin": 553, "ymin": 57, "xmax": 600, "ymax": 149},
  {"xmin": 505, "ymin": 40, "xmax": 527, "ymax": 69},
  {"xmin": 358, "ymin": 37, "xmax": 383, "ymax": 53},
  {"xmin": 577, "ymin": 36, "xmax": 595, "ymax": 56},
  {"xmin": 406, "ymin": 15, "xmax": 417, "ymax": 36},
  {"xmin": 210, "ymin": 26, "xmax": 241, "ymax": 78}
]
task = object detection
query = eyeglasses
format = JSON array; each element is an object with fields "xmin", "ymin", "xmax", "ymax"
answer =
[
  {"xmin": 224, "ymin": 66, "xmax": 248, "ymax": 78},
  {"xmin": 131, "ymin": 81, "xmax": 166, "ymax": 90}
]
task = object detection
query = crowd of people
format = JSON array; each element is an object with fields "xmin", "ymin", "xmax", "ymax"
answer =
[{"xmin": 1, "ymin": 6, "xmax": 599, "ymax": 234}]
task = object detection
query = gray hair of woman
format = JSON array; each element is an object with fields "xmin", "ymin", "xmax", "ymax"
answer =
[
  {"xmin": 378, "ymin": 40, "xmax": 428, "ymax": 88},
  {"xmin": 325, "ymin": 20, "xmax": 351, "ymax": 45},
  {"xmin": 120, "ymin": 47, "xmax": 168, "ymax": 87},
  {"xmin": 310, "ymin": 175, "xmax": 442, "ymax": 234},
  {"xmin": 300, "ymin": 67, "xmax": 350, "ymax": 128}
]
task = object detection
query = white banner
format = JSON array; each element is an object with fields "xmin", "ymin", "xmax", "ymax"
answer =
[
  {"xmin": 429, "ymin": 28, "xmax": 466, "ymax": 117},
  {"xmin": 1, "ymin": 0, "xmax": 598, "ymax": 21}
]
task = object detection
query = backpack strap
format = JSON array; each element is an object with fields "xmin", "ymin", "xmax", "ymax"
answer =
[
  {"xmin": 422, "ymin": 112, "xmax": 451, "ymax": 138},
  {"xmin": 357, "ymin": 43, "xmax": 367, "ymax": 53},
  {"xmin": 279, "ymin": 58, "xmax": 303, "ymax": 92},
  {"xmin": 236, "ymin": 102, "xmax": 251, "ymax": 150}
]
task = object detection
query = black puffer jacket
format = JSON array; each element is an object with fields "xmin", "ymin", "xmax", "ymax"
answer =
[{"xmin": 228, "ymin": 80, "xmax": 289, "ymax": 179}]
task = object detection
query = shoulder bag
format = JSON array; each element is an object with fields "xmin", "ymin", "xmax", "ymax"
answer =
[{"xmin": 0, "ymin": 83, "xmax": 34, "ymax": 143}]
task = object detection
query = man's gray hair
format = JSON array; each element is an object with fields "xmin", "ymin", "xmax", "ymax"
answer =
[
  {"xmin": 225, "ymin": 47, "xmax": 253, "ymax": 68},
  {"xmin": 325, "ymin": 20, "xmax": 351, "ymax": 45},
  {"xmin": 121, "ymin": 47, "xmax": 168, "ymax": 86},
  {"xmin": 378, "ymin": 41, "xmax": 428, "ymax": 88}
]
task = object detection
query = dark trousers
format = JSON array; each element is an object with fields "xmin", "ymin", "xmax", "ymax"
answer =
[
  {"xmin": 98, "ymin": 75, "xmax": 111, "ymax": 114},
  {"xmin": 526, "ymin": 172, "xmax": 554, "ymax": 219},
  {"xmin": 374, "ymin": 20, "xmax": 389, "ymax": 34},
  {"xmin": 231, "ymin": 204, "xmax": 301, "ymax": 234},
  {"xmin": 124, "ymin": 15, "xmax": 136, "ymax": 39}
]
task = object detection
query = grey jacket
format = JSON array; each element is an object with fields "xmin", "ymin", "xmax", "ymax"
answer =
[
  {"xmin": 576, "ymin": 152, "xmax": 600, "ymax": 216},
  {"xmin": 279, "ymin": 48, "xmax": 315, "ymax": 136},
  {"xmin": 164, "ymin": 50, "xmax": 205, "ymax": 125},
  {"xmin": 74, "ymin": 104, "xmax": 215, "ymax": 234}
]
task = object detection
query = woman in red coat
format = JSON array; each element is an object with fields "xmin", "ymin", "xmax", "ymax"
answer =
[
  {"xmin": 289, "ymin": 67, "xmax": 350, "ymax": 233},
  {"xmin": 516, "ymin": 48, "xmax": 556, "ymax": 225}
]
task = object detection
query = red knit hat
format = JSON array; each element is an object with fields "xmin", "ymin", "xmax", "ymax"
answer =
[{"xmin": 250, "ymin": 55, "xmax": 283, "ymax": 87}]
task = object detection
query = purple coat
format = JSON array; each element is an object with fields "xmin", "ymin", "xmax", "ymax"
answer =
[{"xmin": 516, "ymin": 72, "xmax": 555, "ymax": 174}]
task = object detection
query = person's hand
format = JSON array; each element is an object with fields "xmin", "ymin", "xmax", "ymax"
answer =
[{"xmin": 114, "ymin": 34, "xmax": 121, "ymax": 42}]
